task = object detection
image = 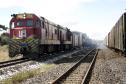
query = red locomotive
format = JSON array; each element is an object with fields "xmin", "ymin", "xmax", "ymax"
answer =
[{"xmin": 9, "ymin": 13, "xmax": 72, "ymax": 57}]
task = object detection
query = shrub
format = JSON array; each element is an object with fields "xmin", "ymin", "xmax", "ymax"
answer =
[{"xmin": 0, "ymin": 33, "xmax": 9, "ymax": 45}]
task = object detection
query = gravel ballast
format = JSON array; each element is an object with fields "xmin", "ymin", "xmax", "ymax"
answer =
[{"xmin": 89, "ymin": 47, "xmax": 126, "ymax": 84}]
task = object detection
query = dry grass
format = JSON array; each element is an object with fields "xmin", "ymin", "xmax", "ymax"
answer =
[
  {"xmin": 0, "ymin": 45, "xmax": 10, "ymax": 62},
  {"xmin": 0, "ymin": 63, "xmax": 55, "ymax": 84},
  {"xmin": 0, "ymin": 45, "xmax": 56, "ymax": 83},
  {"xmin": 0, "ymin": 45, "xmax": 23, "ymax": 62}
]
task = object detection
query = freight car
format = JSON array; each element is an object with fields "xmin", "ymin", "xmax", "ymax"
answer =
[
  {"xmin": 72, "ymin": 31, "xmax": 83, "ymax": 49},
  {"xmin": 9, "ymin": 13, "xmax": 72, "ymax": 57},
  {"xmin": 104, "ymin": 13, "xmax": 126, "ymax": 54}
]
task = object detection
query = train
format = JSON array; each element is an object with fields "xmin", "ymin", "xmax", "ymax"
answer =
[
  {"xmin": 9, "ymin": 13, "xmax": 88, "ymax": 57},
  {"xmin": 104, "ymin": 13, "xmax": 126, "ymax": 54}
]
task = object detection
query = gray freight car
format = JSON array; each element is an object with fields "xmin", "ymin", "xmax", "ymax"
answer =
[
  {"xmin": 105, "ymin": 13, "xmax": 126, "ymax": 53},
  {"xmin": 72, "ymin": 31, "xmax": 83, "ymax": 49}
]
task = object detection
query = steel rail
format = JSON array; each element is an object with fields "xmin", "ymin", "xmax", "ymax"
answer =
[
  {"xmin": 81, "ymin": 49, "xmax": 98, "ymax": 84},
  {"xmin": 0, "ymin": 58, "xmax": 31, "ymax": 68},
  {"xmin": 50, "ymin": 48, "xmax": 96, "ymax": 84},
  {"xmin": 0, "ymin": 49, "xmax": 82, "ymax": 68}
]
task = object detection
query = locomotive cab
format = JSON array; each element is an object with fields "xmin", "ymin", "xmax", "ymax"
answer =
[
  {"xmin": 9, "ymin": 13, "xmax": 41, "ymax": 57},
  {"xmin": 10, "ymin": 13, "xmax": 41, "ymax": 39}
]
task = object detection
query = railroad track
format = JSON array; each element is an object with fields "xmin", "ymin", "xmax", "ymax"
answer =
[
  {"xmin": 0, "ymin": 48, "xmax": 87, "ymax": 69},
  {"xmin": 50, "ymin": 49, "xmax": 98, "ymax": 84},
  {"xmin": 0, "ymin": 58, "xmax": 31, "ymax": 68}
]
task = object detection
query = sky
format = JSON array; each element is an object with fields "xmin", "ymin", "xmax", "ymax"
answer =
[{"xmin": 0, "ymin": 0, "xmax": 126, "ymax": 40}]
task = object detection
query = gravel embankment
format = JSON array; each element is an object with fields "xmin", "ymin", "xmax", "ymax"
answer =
[{"xmin": 89, "ymin": 47, "xmax": 126, "ymax": 84}]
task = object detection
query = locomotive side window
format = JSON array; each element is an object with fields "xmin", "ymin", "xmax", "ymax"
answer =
[
  {"xmin": 36, "ymin": 20, "xmax": 40, "ymax": 28},
  {"xmin": 17, "ymin": 20, "xmax": 23, "ymax": 27},
  {"xmin": 26, "ymin": 20, "xmax": 33, "ymax": 27},
  {"xmin": 55, "ymin": 29, "xmax": 57, "ymax": 34},
  {"xmin": 41, "ymin": 21, "xmax": 44, "ymax": 28}
]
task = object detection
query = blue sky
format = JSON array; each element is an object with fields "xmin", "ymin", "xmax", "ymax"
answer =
[{"xmin": 0, "ymin": 0, "xmax": 126, "ymax": 40}]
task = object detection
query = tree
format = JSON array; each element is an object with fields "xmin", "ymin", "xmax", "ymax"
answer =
[
  {"xmin": 0, "ymin": 33, "xmax": 9, "ymax": 45},
  {"xmin": 0, "ymin": 24, "xmax": 9, "ymax": 45},
  {"xmin": 0, "ymin": 24, "xmax": 8, "ymax": 31}
]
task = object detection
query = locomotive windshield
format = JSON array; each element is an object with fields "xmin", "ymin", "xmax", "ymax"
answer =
[
  {"xmin": 17, "ymin": 20, "xmax": 24, "ymax": 27},
  {"xmin": 26, "ymin": 20, "xmax": 33, "ymax": 26},
  {"xmin": 17, "ymin": 20, "xmax": 33, "ymax": 27},
  {"xmin": 10, "ymin": 20, "xmax": 33, "ymax": 28}
]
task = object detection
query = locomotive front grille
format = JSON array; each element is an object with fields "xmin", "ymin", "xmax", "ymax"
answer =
[{"xmin": 9, "ymin": 38, "xmax": 39, "ymax": 57}]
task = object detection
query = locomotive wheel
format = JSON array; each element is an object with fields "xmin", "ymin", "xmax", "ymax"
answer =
[{"xmin": 9, "ymin": 51, "xmax": 15, "ymax": 57}]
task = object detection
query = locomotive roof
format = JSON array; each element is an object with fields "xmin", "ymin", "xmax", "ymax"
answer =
[
  {"xmin": 11, "ymin": 13, "xmax": 38, "ymax": 19},
  {"xmin": 40, "ymin": 17, "xmax": 57, "ymax": 26},
  {"xmin": 40, "ymin": 16, "xmax": 68, "ymax": 30}
]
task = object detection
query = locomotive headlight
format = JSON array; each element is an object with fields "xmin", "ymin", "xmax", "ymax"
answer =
[{"xmin": 23, "ymin": 14, "xmax": 26, "ymax": 19}]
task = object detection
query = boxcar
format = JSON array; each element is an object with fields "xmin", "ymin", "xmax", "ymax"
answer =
[
  {"xmin": 72, "ymin": 31, "xmax": 83, "ymax": 48},
  {"xmin": 105, "ymin": 13, "xmax": 126, "ymax": 53}
]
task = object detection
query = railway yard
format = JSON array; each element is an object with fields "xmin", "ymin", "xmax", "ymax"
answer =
[{"xmin": 0, "ymin": 12, "xmax": 126, "ymax": 84}]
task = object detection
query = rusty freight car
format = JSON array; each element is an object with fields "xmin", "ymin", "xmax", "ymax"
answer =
[{"xmin": 105, "ymin": 13, "xmax": 126, "ymax": 54}]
